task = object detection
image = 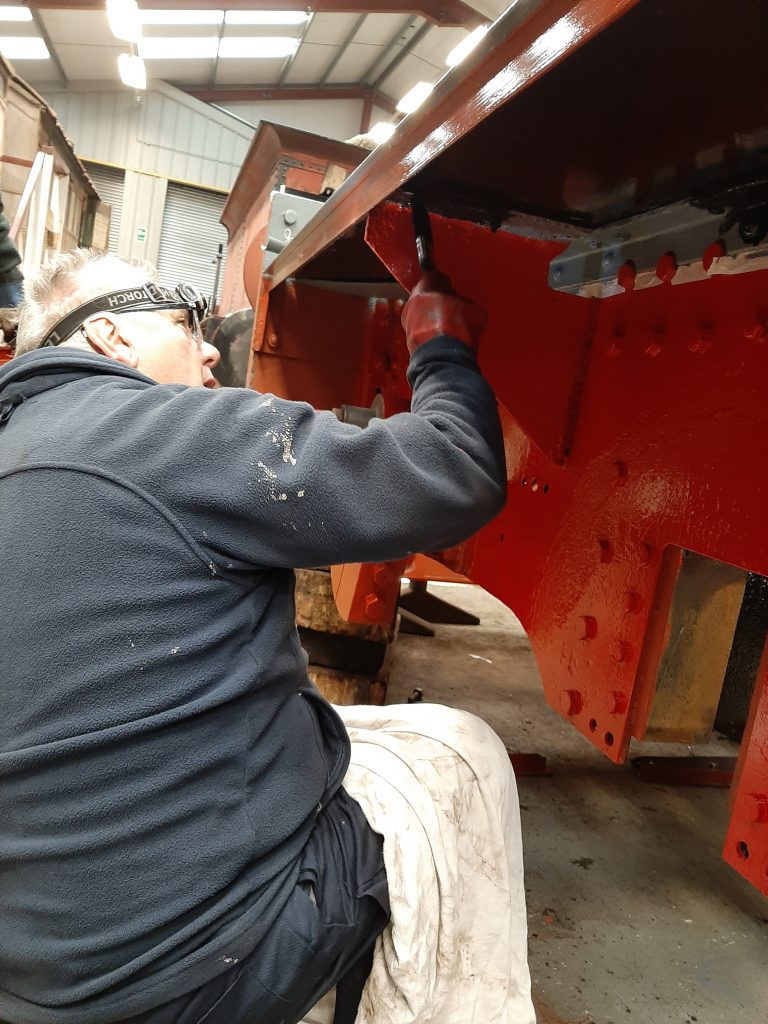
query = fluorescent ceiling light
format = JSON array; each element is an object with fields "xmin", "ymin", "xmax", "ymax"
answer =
[
  {"xmin": 396, "ymin": 81, "xmax": 434, "ymax": 114},
  {"xmin": 140, "ymin": 9, "xmax": 224, "ymax": 25},
  {"xmin": 118, "ymin": 52, "xmax": 146, "ymax": 89},
  {"xmin": 0, "ymin": 6, "xmax": 33, "ymax": 21},
  {"xmin": 367, "ymin": 121, "xmax": 396, "ymax": 145},
  {"xmin": 445, "ymin": 24, "xmax": 488, "ymax": 67},
  {"xmin": 139, "ymin": 36, "xmax": 218, "ymax": 58},
  {"xmin": 107, "ymin": 0, "xmax": 141, "ymax": 42},
  {"xmin": 224, "ymin": 10, "xmax": 308, "ymax": 25},
  {"xmin": 218, "ymin": 36, "xmax": 299, "ymax": 59},
  {"xmin": 0, "ymin": 36, "xmax": 49, "ymax": 59}
]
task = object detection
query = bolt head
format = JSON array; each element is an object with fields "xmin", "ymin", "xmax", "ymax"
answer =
[
  {"xmin": 656, "ymin": 251, "xmax": 677, "ymax": 283},
  {"xmin": 640, "ymin": 542, "xmax": 655, "ymax": 565},
  {"xmin": 745, "ymin": 319, "xmax": 767, "ymax": 343},
  {"xmin": 613, "ymin": 640, "xmax": 632, "ymax": 664},
  {"xmin": 373, "ymin": 565, "xmax": 395, "ymax": 587},
  {"xmin": 702, "ymin": 240, "xmax": 725, "ymax": 272},
  {"xmin": 561, "ymin": 689, "xmax": 583, "ymax": 716},
  {"xmin": 598, "ymin": 538, "xmax": 614, "ymax": 563},
  {"xmin": 364, "ymin": 593, "xmax": 386, "ymax": 621},
  {"xmin": 611, "ymin": 690, "xmax": 628, "ymax": 714},
  {"xmin": 750, "ymin": 794, "xmax": 768, "ymax": 824},
  {"xmin": 581, "ymin": 615, "xmax": 598, "ymax": 640},
  {"xmin": 617, "ymin": 261, "xmax": 636, "ymax": 292}
]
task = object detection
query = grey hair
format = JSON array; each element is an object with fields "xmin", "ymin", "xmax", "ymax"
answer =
[{"xmin": 14, "ymin": 248, "xmax": 158, "ymax": 356}]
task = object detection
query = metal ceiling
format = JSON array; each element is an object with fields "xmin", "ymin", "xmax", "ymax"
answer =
[{"xmin": 12, "ymin": 1, "xmax": 511, "ymax": 121}]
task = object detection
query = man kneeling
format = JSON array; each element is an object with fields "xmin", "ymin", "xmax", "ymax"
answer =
[{"xmin": 0, "ymin": 249, "xmax": 534, "ymax": 1024}]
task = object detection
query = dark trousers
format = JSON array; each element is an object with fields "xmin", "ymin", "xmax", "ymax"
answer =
[{"xmin": 120, "ymin": 788, "xmax": 389, "ymax": 1024}]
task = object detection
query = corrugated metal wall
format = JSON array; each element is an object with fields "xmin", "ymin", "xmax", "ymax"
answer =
[
  {"xmin": 82, "ymin": 161, "xmax": 124, "ymax": 253},
  {"xmin": 43, "ymin": 82, "xmax": 253, "ymax": 193},
  {"xmin": 156, "ymin": 182, "xmax": 228, "ymax": 304}
]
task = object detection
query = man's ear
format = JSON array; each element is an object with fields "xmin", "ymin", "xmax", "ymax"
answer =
[{"xmin": 82, "ymin": 315, "xmax": 139, "ymax": 368}]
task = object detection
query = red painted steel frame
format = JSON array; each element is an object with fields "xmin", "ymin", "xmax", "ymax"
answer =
[
  {"xmin": 263, "ymin": 0, "xmax": 639, "ymax": 296},
  {"xmin": 243, "ymin": 0, "xmax": 768, "ymax": 896},
  {"xmin": 363, "ymin": 201, "xmax": 768, "ymax": 896}
]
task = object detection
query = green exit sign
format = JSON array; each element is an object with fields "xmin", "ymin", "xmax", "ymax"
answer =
[{"xmin": 137, "ymin": 227, "xmax": 146, "ymax": 242}]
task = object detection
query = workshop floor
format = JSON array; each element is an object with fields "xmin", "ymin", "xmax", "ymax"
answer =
[{"xmin": 385, "ymin": 584, "xmax": 768, "ymax": 1024}]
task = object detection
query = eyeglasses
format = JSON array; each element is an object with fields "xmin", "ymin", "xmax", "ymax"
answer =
[{"xmin": 41, "ymin": 282, "xmax": 209, "ymax": 348}]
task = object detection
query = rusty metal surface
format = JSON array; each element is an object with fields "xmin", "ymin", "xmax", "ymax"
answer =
[
  {"xmin": 631, "ymin": 756, "xmax": 736, "ymax": 787},
  {"xmin": 507, "ymin": 752, "xmax": 551, "ymax": 777},
  {"xmin": 221, "ymin": 121, "xmax": 366, "ymax": 242}
]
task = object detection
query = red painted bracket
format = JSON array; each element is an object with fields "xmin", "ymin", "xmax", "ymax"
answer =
[
  {"xmin": 331, "ymin": 559, "xmax": 408, "ymax": 626},
  {"xmin": 724, "ymin": 641, "xmax": 768, "ymax": 890}
]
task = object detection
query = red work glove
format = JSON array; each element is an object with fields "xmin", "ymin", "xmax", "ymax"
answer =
[{"xmin": 401, "ymin": 271, "xmax": 486, "ymax": 355}]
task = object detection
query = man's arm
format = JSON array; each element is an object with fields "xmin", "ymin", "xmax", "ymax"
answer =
[{"xmin": 128, "ymin": 279, "xmax": 507, "ymax": 570}]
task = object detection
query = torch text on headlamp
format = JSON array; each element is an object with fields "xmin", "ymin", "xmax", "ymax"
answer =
[{"xmin": 40, "ymin": 283, "xmax": 208, "ymax": 348}]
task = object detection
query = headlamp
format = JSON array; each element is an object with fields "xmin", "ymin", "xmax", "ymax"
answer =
[{"xmin": 41, "ymin": 282, "xmax": 208, "ymax": 348}]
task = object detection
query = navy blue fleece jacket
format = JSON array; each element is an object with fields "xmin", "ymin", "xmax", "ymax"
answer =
[{"xmin": 0, "ymin": 337, "xmax": 506, "ymax": 1023}]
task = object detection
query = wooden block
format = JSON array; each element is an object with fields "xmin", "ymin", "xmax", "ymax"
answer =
[
  {"xmin": 295, "ymin": 568, "xmax": 388, "ymax": 641},
  {"xmin": 307, "ymin": 665, "xmax": 386, "ymax": 707},
  {"xmin": 646, "ymin": 552, "xmax": 747, "ymax": 743}
]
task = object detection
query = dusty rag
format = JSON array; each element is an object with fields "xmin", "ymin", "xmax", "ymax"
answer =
[{"xmin": 304, "ymin": 703, "xmax": 535, "ymax": 1024}]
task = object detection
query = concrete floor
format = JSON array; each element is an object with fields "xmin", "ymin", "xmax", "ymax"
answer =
[{"xmin": 386, "ymin": 584, "xmax": 768, "ymax": 1024}]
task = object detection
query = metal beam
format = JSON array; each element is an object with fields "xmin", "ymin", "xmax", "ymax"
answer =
[
  {"xmin": 358, "ymin": 14, "xmax": 415, "ymax": 87},
  {"xmin": 264, "ymin": 0, "xmax": 636, "ymax": 291},
  {"xmin": 320, "ymin": 13, "xmax": 367, "ymax": 85},
  {"xmin": 370, "ymin": 18, "xmax": 431, "ymax": 90},
  {"xmin": 208, "ymin": 13, "xmax": 226, "ymax": 87},
  {"xmin": 359, "ymin": 91, "xmax": 373, "ymax": 133},
  {"xmin": 28, "ymin": 1, "xmax": 487, "ymax": 29},
  {"xmin": 30, "ymin": 8, "xmax": 68, "ymax": 84},
  {"xmin": 188, "ymin": 83, "xmax": 397, "ymax": 114},
  {"xmin": 277, "ymin": 10, "xmax": 314, "ymax": 85}
]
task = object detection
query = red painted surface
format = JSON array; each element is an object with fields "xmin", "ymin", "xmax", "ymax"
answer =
[
  {"xmin": 236, "ymin": 0, "xmax": 768, "ymax": 898},
  {"xmin": 337, "ymin": 199, "xmax": 768, "ymax": 894},
  {"xmin": 266, "ymin": 0, "xmax": 640, "ymax": 291},
  {"xmin": 331, "ymin": 559, "xmax": 408, "ymax": 627},
  {"xmin": 724, "ymin": 643, "xmax": 768, "ymax": 890}
]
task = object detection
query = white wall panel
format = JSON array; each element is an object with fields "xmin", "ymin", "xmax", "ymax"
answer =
[
  {"xmin": 304, "ymin": 12, "xmax": 360, "ymax": 47},
  {"xmin": 327, "ymin": 42, "xmax": 383, "ymax": 84},
  {"xmin": 283, "ymin": 42, "xmax": 336, "ymax": 83},
  {"xmin": 119, "ymin": 170, "xmax": 168, "ymax": 266},
  {"xmin": 377, "ymin": 52, "xmax": 441, "ymax": 99},
  {"xmin": 42, "ymin": 81, "xmax": 252, "ymax": 193},
  {"xmin": 220, "ymin": 98, "xmax": 363, "ymax": 141}
]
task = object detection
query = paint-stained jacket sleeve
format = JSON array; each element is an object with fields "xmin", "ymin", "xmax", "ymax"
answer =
[{"xmin": 144, "ymin": 334, "xmax": 507, "ymax": 569}]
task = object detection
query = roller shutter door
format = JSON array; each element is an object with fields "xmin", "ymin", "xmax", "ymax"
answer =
[
  {"xmin": 83, "ymin": 162, "xmax": 124, "ymax": 255},
  {"xmin": 156, "ymin": 182, "xmax": 228, "ymax": 305}
]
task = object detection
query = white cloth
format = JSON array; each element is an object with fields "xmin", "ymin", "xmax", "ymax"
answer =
[{"xmin": 303, "ymin": 703, "xmax": 535, "ymax": 1024}]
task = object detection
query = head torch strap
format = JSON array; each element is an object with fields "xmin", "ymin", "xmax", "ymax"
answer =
[{"xmin": 41, "ymin": 283, "xmax": 207, "ymax": 348}]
